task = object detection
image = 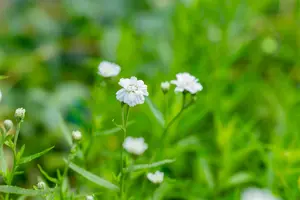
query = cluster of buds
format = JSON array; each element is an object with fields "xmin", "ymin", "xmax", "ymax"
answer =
[
  {"xmin": 161, "ymin": 81, "xmax": 170, "ymax": 94},
  {"xmin": 15, "ymin": 108, "xmax": 26, "ymax": 122},
  {"xmin": 72, "ymin": 130, "xmax": 82, "ymax": 142},
  {"xmin": 37, "ymin": 181, "xmax": 46, "ymax": 190}
]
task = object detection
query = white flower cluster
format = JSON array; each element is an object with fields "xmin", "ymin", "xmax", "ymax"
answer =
[
  {"xmin": 241, "ymin": 188, "xmax": 281, "ymax": 200},
  {"xmin": 123, "ymin": 136, "xmax": 148, "ymax": 155},
  {"xmin": 116, "ymin": 77, "xmax": 149, "ymax": 107},
  {"xmin": 72, "ymin": 130, "xmax": 82, "ymax": 142},
  {"xmin": 15, "ymin": 108, "xmax": 26, "ymax": 121},
  {"xmin": 98, "ymin": 61, "xmax": 121, "ymax": 77},
  {"xmin": 171, "ymin": 72, "xmax": 203, "ymax": 94},
  {"xmin": 147, "ymin": 171, "xmax": 164, "ymax": 184}
]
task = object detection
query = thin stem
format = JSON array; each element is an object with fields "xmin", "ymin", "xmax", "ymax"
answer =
[
  {"xmin": 5, "ymin": 122, "xmax": 21, "ymax": 200},
  {"xmin": 160, "ymin": 93, "xmax": 197, "ymax": 151},
  {"xmin": 120, "ymin": 105, "xmax": 129, "ymax": 200},
  {"xmin": 13, "ymin": 122, "xmax": 21, "ymax": 150}
]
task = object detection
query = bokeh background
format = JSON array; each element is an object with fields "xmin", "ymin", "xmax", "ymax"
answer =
[{"xmin": 1, "ymin": 0, "xmax": 300, "ymax": 199}]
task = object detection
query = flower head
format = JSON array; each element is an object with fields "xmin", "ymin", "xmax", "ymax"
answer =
[
  {"xmin": 98, "ymin": 61, "xmax": 121, "ymax": 77},
  {"xmin": 161, "ymin": 81, "xmax": 170, "ymax": 93},
  {"xmin": 147, "ymin": 171, "xmax": 164, "ymax": 184},
  {"xmin": 116, "ymin": 77, "xmax": 149, "ymax": 107},
  {"xmin": 72, "ymin": 130, "xmax": 82, "ymax": 142},
  {"xmin": 37, "ymin": 181, "xmax": 46, "ymax": 190},
  {"xmin": 241, "ymin": 188, "xmax": 281, "ymax": 200},
  {"xmin": 15, "ymin": 108, "xmax": 26, "ymax": 122},
  {"xmin": 123, "ymin": 136, "xmax": 148, "ymax": 155},
  {"xmin": 86, "ymin": 195, "xmax": 94, "ymax": 200},
  {"xmin": 171, "ymin": 73, "xmax": 203, "ymax": 94},
  {"xmin": 3, "ymin": 120, "xmax": 13, "ymax": 132}
]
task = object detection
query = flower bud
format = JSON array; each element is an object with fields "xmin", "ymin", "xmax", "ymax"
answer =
[
  {"xmin": 161, "ymin": 81, "xmax": 170, "ymax": 93},
  {"xmin": 15, "ymin": 108, "xmax": 26, "ymax": 122},
  {"xmin": 37, "ymin": 181, "xmax": 46, "ymax": 190},
  {"xmin": 86, "ymin": 195, "xmax": 94, "ymax": 200},
  {"xmin": 72, "ymin": 130, "xmax": 82, "ymax": 142},
  {"xmin": 3, "ymin": 120, "xmax": 13, "ymax": 132}
]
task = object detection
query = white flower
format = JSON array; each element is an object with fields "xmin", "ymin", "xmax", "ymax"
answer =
[
  {"xmin": 171, "ymin": 72, "xmax": 203, "ymax": 94},
  {"xmin": 3, "ymin": 120, "xmax": 13, "ymax": 132},
  {"xmin": 123, "ymin": 136, "xmax": 148, "ymax": 155},
  {"xmin": 98, "ymin": 61, "xmax": 121, "ymax": 77},
  {"xmin": 72, "ymin": 130, "xmax": 82, "ymax": 142},
  {"xmin": 241, "ymin": 188, "xmax": 281, "ymax": 200},
  {"xmin": 0, "ymin": 90, "xmax": 2, "ymax": 102},
  {"xmin": 147, "ymin": 171, "xmax": 164, "ymax": 184},
  {"xmin": 15, "ymin": 108, "xmax": 26, "ymax": 121},
  {"xmin": 37, "ymin": 181, "xmax": 46, "ymax": 190},
  {"xmin": 161, "ymin": 81, "xmax": 170, "ymax": 93},
  {"xmin": 116, "ymin": 77, "xmax": 149, "ymax": 107},
  {"xmin": 86, "ymin": 195, "xmax": 94, "ymax": 200}
]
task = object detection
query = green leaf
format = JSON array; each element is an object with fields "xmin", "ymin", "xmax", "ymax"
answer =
[
  {"xmin": 68, "ymin": 161, "xmax": 119, "ymax": 191},
  {"xmin": 0, "ymin": 76, "xmax": 8, "ymax": 80},
  {"xmin": 0, "ymin": 185, "xmax": 51, "ymax": 196},
  {"xmin": 224, "ymin": 172, "xmax": 253, "ymax": 189},
  {"xmin": 19, "ymin": 146, "xmax": 54, "ymax": 164},
  {"xmin": 198, "ymin": 158, "xmax": 214, "ymax": 190},
  {"xmin": 126, "ymin": 159, "xmax": 175, "ymax": 172},
  {"xmin": 38, "ymin": 164, "xmax": 58, "ymax": 184},
  {"xmin": 146, "ymin": 97, "xmax": 165, "ymax": 127},
  {"xmin": 94, "ymin": 121, "xmax": 135, "ymax": 136}
]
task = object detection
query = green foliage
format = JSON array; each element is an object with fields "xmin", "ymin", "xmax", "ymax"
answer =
[{"xmin": 0, "ymin": 0, "xmax": 300, "ymax": 199}]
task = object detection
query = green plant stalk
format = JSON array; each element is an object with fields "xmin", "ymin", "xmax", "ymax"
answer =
[
  {"xmin": 120, "ymin": 105, "xmax": 129, "ymax": 200},
  {"xmin": 5, "ymin": 122, "xmax": 21, "ymax": 200}
]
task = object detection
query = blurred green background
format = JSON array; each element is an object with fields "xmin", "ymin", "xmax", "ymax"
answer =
[{"xmin": 1, "ymin": 0, "xmax": 300, "ymax": 199}]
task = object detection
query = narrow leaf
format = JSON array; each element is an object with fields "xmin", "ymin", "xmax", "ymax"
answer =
[
  {"xmin": 0, "ymin": 76, "xmax": 8, "ymax": 80},
  {"xmin": 126, "ymin": 159, "xmax": 175, "ymax": 172},
  {"xmin": 38, "ymin": 164, "xmax": 58, "ymax": 184},
  {"xmin": 95, "ymin": 121, "xmax": 135, "ymax": 136},
  {"xmin": 19, "ymin": 146, "xmax": 54, "ymax": 164},
  {"xmin": 68, "ymin": 162, "xmax": 119, "ymax": 191},
  {"xmin": 199, "ymin": 158, "xmax": 214, "ymax": 189},
  {"xmin": 0, "ymin": 185, "xmax": 52, "ymax": 196},
  {"xmin": 146, "ymin": 97, "xmax": 165, "ymax": 127}
]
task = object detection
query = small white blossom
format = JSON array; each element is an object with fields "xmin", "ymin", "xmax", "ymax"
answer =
[
  {"xmin": 116, "ymin": 77, "xmax": 149, "ymax": 107},
  {"xmin": 37, "ymin": 181, "xmax": 46, "ymax": 190},
  {"xmin": 161, "ymin": 81, "xmax": 170, "ymax": 93},
  {"xmin": 123, "ymin": 136, "xmax": 148, "ymax": 155},
  {"xmin": 3, "ymin": 120, "xmax": 13, "ymax": 132},
  {"xmin": 171, "ymin": 72, "xmax": 203, "ymax": 94},
  {"xmin": 0, "ymin": 90, "xmax": 2, "ymax": 102},
  {"xmin": 72, "ymin": 130, "xmax": 82, "ymax": 142},
  {"xmin": 98, "ymin": 61, "xmax": 121, "ymax": 77},
  {"xmin": 15, "ymin": 108, "xmax": 26, "ymax": 121},
  {"xmin": 241, "ymin": 188, "xmax": 281, "ymax": 200},
  {"xmin": 86, "ymin": 195, "xmax": 94, "ymax": 200},
  {"xmin": 147, "ymin": 171, "xmax": 164, "ymax": 184}
]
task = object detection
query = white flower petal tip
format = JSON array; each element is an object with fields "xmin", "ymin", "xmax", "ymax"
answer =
[
  {"xmin": 171, "ymin": 72, "xmax": 203, "ymax": 94},
  {"xmin": 147, "ymin": 171, "xmax": 164, "ymax": 184},
  {"xmin": 98, "ymin": 61, "xmax": 121, "ymax": 77},
  {"xmin": 241, "ymin": 188, "xmax": 281, "ymax": 200},
  {"xmin": 116, "ymin": 76, "xmax": 149, "ymax": 107},
  {"xmin": 123, "ymin": 136, "xmax": 148, "ymax": 155}
]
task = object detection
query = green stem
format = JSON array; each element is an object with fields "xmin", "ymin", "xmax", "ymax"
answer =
[
  {"xmin": 5, "ymin": 122, "xmax": 22, "ymax": 200},
  {"xmin": 13, "ymin": 122, "xmax": 21, "ymax": 149},
  {"xmin": 120, "ymin": 105, "xmax": 129, "ymax": 200}
]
